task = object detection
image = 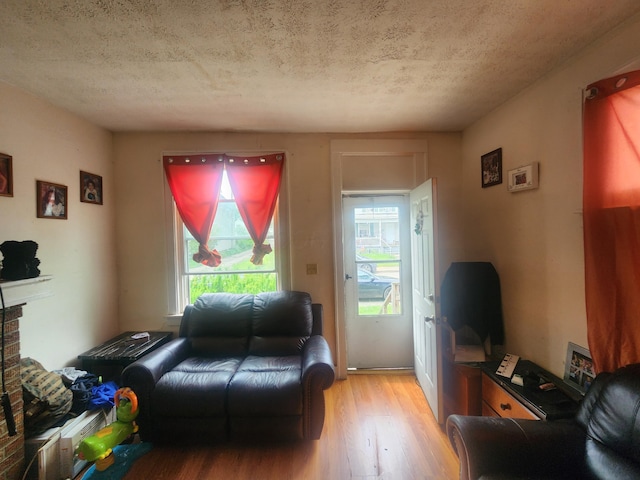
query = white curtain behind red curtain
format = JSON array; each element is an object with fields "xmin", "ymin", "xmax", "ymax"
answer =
[{"xmin": 583, "ymin": 70, "xmax": 640, "ymax": 373}]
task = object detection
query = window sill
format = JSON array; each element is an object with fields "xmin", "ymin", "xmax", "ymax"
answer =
[{"xmin": 165, "ymin": 314, "xmax": 182, "ymax": 327}]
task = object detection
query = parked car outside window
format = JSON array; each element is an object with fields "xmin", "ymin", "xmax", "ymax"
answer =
[
  {"xmin": 356, "ymin": 254, "xmax": 377, "ymax": 273},
  {"xmin": 357, "ymin": 269, "xmax": 395, "ymax": 300}
]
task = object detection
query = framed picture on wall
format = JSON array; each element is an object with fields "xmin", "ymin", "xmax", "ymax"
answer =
[
  {"xmin": 481, "ymin": 148, "xmax": 503, "ymax": 188},
  {"xmin": 36, "ymin": 180, "xmax": 67, "ymax": 219},
  {"xmin": 508, "ymin": 162, "xmax": 539, "ymax": 192},
  {"xmin": 80, "ymin": 170, "xmax": 103, "ymax": 205},
  {"xmin": 0, "ymin": 152, "xmax": 13, "ymax": 197}
]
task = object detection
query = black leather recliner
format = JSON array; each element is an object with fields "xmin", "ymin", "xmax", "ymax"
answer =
[
  {"xmin": 446, "ymin": 363, "xmax": 640, "ymax": 480},
  {"xmin": 122, "ymin": 291, "xmax": 335, "ymax": 443}
]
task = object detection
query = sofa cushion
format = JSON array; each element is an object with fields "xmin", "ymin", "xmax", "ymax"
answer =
[
  {"xmin": 152, "ymin": 357, "xmax": 242, "ymax": 417},
  {"xmin": 181, "ymin": 293, "xmax": 254, "ymax": 356},
  {"xmin": 227, "ymin": 355, "xmax": 303, "ymax": 416},
  {"xmin": 250, "ymin": 291, "xmax": 313, "ymax": 355}
]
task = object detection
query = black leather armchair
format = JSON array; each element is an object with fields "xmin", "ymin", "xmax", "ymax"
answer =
[
  {"xmin": 446, "ymin": 363, "xmax": 640, "ymax": 480},
  {"xmin": 122, "ymin": 291, "xmax": 335, "ymax": 443}
]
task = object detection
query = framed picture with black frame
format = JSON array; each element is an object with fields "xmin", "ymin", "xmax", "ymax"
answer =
[{"xmin": 481, "ymin": 148, "xmax": 502, "ymax": 188}]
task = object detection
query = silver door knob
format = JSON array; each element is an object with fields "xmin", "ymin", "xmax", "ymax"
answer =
[{"xmin": 425, "ymin": 315, "xmax": 435, "ymax": 323}]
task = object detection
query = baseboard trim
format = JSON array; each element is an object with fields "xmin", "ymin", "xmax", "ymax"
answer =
[{"xmin": 347, "ymin": 368, "xmax": 414, "ymax": 376}]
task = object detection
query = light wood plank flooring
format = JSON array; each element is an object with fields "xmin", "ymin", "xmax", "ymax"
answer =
[{"xmin": 123, "ymin": 374, "xmax": 460, "ymax": 479}]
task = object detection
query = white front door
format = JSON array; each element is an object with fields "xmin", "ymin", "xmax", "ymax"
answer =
[
  {"xmin": 342, "ymin": 195, "xmax": 413, "ymax": 369},
  {"xmin": 410, "ymin": 179, "xmax": 443, "ymax": 423}
]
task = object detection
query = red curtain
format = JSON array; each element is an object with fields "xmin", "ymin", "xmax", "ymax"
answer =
[
  {"xmin": 226, "ymin": 153, "xmax": 285, "ymax": 265},
  {"xmin": 583, "ymin": 70, "xmax": 640, "ymax": 373},
  {"xmin": 163, "ymin": 154, "xmax": 224, "ymax": 267}
]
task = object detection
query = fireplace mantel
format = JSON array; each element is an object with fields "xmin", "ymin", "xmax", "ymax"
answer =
[{"xmin": 0, "ymin": 275, "xmax": 53, "ymax": 308}]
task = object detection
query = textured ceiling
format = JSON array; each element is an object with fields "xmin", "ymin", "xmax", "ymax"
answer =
[{"xmin": 1, "ymin": 1, "xmax": 639, "ymax": 133}]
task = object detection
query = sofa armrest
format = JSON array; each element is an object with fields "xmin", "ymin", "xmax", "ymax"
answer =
[
  {"xmin": 301, "ymin": 335, "xmax": 335, "ymax": 439},
  {"xmin": 122, "ymin": 337, "xmax": 191, "ymax": 399},
  {"xmin": 446, "ymin": 415, "xmax": 587, "ymax": 480},
  {"xmin": 301, "ymin": 335, "xmax": 335, "ymax": 389}
]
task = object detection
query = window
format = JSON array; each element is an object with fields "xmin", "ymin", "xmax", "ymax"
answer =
[
  {"xmin": 164, "ymin": 153, "xmax": 290, "ymax": 315},
  {"xmin": 182, "ymin": 171, "xmax": 277, "ymax": 303}
]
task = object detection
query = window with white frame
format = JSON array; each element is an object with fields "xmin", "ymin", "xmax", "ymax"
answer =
[{"xmin": 164, "ymin": 154, "xmax": 290, "ymax": 315}]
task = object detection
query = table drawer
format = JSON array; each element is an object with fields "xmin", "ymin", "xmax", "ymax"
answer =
[
  {"xmin": 482, "ymin": 401, "xmax": 500, "ymax": 417},
  {"xmin": 482, "ymin": 373, "xmax": 538, "ymax": 420}
]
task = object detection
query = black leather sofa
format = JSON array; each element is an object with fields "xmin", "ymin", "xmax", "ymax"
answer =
[
  {"xmin": 121, "ymin": 291, "xmax": 335, "ymax": 443},
  {"xmin": 446, "ymin": 363, "xmax": 640, "ymax": 479}
]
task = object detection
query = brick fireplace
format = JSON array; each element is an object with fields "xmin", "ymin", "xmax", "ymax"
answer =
[
  {"xmin": 0, "ymin": 305, "xmax": 24, "ymax": 480},
  {"xmin": 0, "ymin": 276, "xmax": 52, "ymax": 480}
]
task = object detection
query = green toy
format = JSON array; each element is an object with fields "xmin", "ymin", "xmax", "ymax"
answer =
[{"xmin": 76, "ymin": 387, "xmax": 139, "ymax": 471}]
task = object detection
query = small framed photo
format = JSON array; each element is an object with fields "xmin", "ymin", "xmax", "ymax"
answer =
[
  {"xmin": 563, "ymin": 342, "xmax": 595, "ymax": 395},
  {"xmin": 80, "ymin": 171, "xmax": 103, "ymax": 205},
  {"xmin": 36, "ymin": 180, "xmax": 67, "ymax": 219},
  {"xmin": 0, "ymin": 152, "xmax": 13, "ymax": 197},
  {"xmin": 481, "ymin": 148, "xmax": 502, "ymax": 188},
  {"xmin": 508, "ymin": 162, "xmax": 539, "ymax": 192}
]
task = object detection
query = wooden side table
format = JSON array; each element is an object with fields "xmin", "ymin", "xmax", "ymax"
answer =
[
  {"xmin": 78, "ymin": 331, "xmax": 173, "ymax": 382},
  {"xmin": 448, "ymin": 363, "xmax": 482, "ymax": 416},
  {"xmin": 480, "ymin": 360, "xmax": 581, "ymax": 420},
  {"xmin": 442, "ymin": 351, "xmax": 482, "ymax": 417},
  {"xmin": 481, "ymin": 371, "xmax": 539, "ymax": 419}
]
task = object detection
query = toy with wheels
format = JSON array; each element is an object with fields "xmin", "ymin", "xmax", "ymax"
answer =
[{"xmin": 76, "ymin": 387, "xmax": 139, "ymax": 471}]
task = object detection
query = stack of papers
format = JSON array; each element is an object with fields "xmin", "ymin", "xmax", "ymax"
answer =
[{"xmin": 454, "ymin": 345, "xmax": 486, "ymax": 363}]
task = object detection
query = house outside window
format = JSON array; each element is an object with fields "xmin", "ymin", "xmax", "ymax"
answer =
[{"xmin": 354, "ymin": 207, "xmax": 400, "ymax": 255}]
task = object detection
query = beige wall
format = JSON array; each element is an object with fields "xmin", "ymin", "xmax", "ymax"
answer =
[
  {"xmin": 0, "ymin": 83, "xmax": 117, "ymax": 370},
  {"xmin": 460, "ymin": 14, "xmax": 640, "ymax": 376},
  {"xmin": 113, "ymin": 132, "xmax": 462, "ymax": 359}
]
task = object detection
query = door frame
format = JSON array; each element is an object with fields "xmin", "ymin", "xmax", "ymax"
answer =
[{"xmin": 330, "ymin": 139, "xmax": 429, "ymax": 379}]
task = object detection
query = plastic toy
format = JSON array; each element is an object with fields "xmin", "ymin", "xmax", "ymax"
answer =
[{"xmin": 76, "ymin": 387, "xmax": 139, "ymax": 471}]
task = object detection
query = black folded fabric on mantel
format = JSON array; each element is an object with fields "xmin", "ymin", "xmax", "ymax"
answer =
[
  {"xmin": 440, "ymin": 262, "xmax": 504, "ymax": 344},
  {"xmin": 0, "ymin": 240, "xmax": 41, "ymax": 280}
]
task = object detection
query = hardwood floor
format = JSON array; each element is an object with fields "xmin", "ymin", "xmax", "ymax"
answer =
[{"xmin": 123, "ymin": 374, "xmax": 460, "ymax": 479}]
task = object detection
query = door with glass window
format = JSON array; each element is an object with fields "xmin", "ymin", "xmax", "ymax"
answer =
[{"xmin": 342, "ymin": 195, "xmax": 413, "ymax": 369}]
